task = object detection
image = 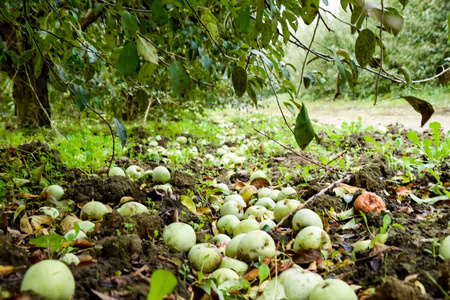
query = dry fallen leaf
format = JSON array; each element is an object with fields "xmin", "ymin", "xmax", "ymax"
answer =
[
  {"xmin": 250, "ymin": 177, "xmax": 270, "ymax": 189},
  {"xmin": 20, "ymin": 213, "xmax": 33, "ymax": 234},
  {"xmin": 0, "ymin": 265, "xmax": 26, "ymax": 276},
  {"xmin": 30, "ymin": 215, "xmax": 53, "ymax": 229},
  {"xmin": 119, "ymin": 196, "xmax": 134, "ymax": 205}
]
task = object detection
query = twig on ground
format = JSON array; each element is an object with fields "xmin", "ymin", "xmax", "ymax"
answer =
[{"xmin": 273, "ymin": 173, "xmax": 352, "ymax": 230}]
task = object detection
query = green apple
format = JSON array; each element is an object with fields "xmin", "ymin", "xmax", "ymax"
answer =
[
  {"xmin": 292, "ymin": 209, "xmax": 323, "ymax": 231},
  {"xmin": 209, "ymin": 268, "xmax": 239, "ymax": 285},
  {"xmin": 250, "ymin": 170, "xmax": 267, "ymax": 183},
  {"xmin": 293, "ymin": 226, "xmax": 331, "ymax": 252},
  {"xmin": 254, "ymin": 197, "xmax": 276, "ymax": 210},
  {"xmin": 213, "ymin": 234, "xmax": 231, "ymax": 244},
  {"xmin": 233, "ymin": 218, "xmax": 260, "ymax": 236},
  {"xmin": 218, "ymin": 257, "xmax": 249, "ymax": 276},
  {"xmin": 237, "ymin": 230, "xmax": 276, "ymax": 263},
  {"xmin": 351, "ymin": 240, "xmax": 373, "ymax": 261},
  {"xmin": 309, "ymin": 279, "xmax": 357, "ymax": 300},
  {"xmin": 226, "ymin": 234, "xmax": 246, "ymax": 258},
  {"xmin": 224, "ymin": 194, "xmax": 246, "ymax": 207},
  {"xmin": 273, "ymin": 200, "xmax": 300, "ymax": 226},
  {"xmin": 117, "ymin": 201, "xmax": 149, "ymax": 216},
  {"xmin": 244, "ymin": 206, "xmax": 268, "ymax": 219},
  {"xmin": 152, "ymin": 166, "xmax": 171, "ymax": 183},
  {"xmin": 163, "ymin": 222, "xmax": 196, "ymax": 252},
  {"xmin": 60, "ymin": 253, "xmax": 80, "ymax": 266},
  {"xmin": 258, "ymin": 187, "xmax": 272, "ymax": 198},
  {"xmin": 82, "ymin": 201, "xmax": 108, "ymax": 220},
  {"xmin": 109, "ymin": 167, "xmax": 126, "ymax": 177},
  {"xmin": 45, "ymin": 185, "xmax": 64, "ymax": 201},
  {"xmin": 21, "ymin": 260, "xmax": 75, "ymax": 300},
  {"xmin": 268, "ymin": 190, "xmax": 280, "ymax": 201},
  {"xmin": 217, "ymin": 215, "xmax": 241, "ymax": 236},
  {"xmin": 220, "ymin": 201, "xmax": 244, "ymax": 219},
  {"xmin": 259, "ymin": 278, "xmax": 286, "ymax": 300},
  {"xmin": 188, "ymin": 243, "xmax": 222, "ymax": 273},
  {"xmin": 260, "ymin": 219, "xmax": 277, "ymax": 230},
  {"xmin": 239, "ymin": 185, "xmax": 258, "ymax": 203},
  {"xmin": 64, "ymin": 229, "xmax": 88, "ymax": 241},
  {"xmin": 176, "ymin": 136, "xmax": 188, "ymax": 144},
  {"xmin": 279, "ymin": 269, "xmax": 323, "ymax": 300},
  {"xmin": 278, "ymin": 187, "xmax": 297, "ymax": 201},
  {"xmin": 441, "ymin": 235, "xmax": 450, "ymax": 259}
]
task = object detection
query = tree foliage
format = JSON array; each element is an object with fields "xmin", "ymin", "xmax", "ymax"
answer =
[{"xmin": 0, "ymin": 0, "xmax": 447, "ymax": 147}]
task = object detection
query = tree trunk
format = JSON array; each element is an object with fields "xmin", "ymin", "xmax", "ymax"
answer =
[{"xmin": 12, "ymin": 67, "xmax": 51, "ymax": 128}]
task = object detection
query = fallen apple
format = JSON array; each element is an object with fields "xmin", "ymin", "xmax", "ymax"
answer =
[
  {"xmin": 279, "ymin": 269, "xmax": 323, "ymax": 300},
  {"xmin": 152, "ymin": 166, "xmax": 171, "ymax": 183},
  {"xmin": 213, "ymin": 234, "xmax": 231, "ymax": 244},
  {"xmin": 109, "ymin": 167, "xmax": 126, "ymax": 177},
  {"xmin": 441, "ymin": 235, "xmax": 450, "ymax": 259},
  {"xmin": 258, "ymin": 187, "xmax": 272, "ymax": 198},
  {"xmin": 60, "ymin": 253, "xmax": 80, "ymax": 265},
  {"xmin": 274, "ymin": 199, "xmax": 300, "ymax": 226},
  {"xmin": 218, "ymin": 257, "xmax": 249, "ymax": 276},
  {"xmin": 278, "ymin": 187, "xmax": 297, "ymax": 201},
  {"xmin": 259, "ymin": 278, "xmax": 286, "ymax": 300},
  {"xmin": 226, "ymin": 233, "xmax": 246, "ymax": 258},
  {"xmin": 254, "ymin": 197, "xmax": 276, "ymax": 210},
  {"xmin": 237, "ymin": 230, "xmax": 276, "ymax": 263},
  {"xmin": 82, "ymin": 201, "xmax": 108, "ymax": 220},
  {"xmin": 351, "ymin": 240, "xmax": 373, "ymax": 261},
  {"xmin": 117, "ymin": 201, "xmax": 149, "ymax": 216},
  {"xmin": 163, "ymin": 222, "xmax": 196, "ymax": 252},
  {"xmin": 209, "ymin": 268, "xmax": 239, "ymax": 285},
  {"xmin": 64, "ymin": 229, "xmax": 88, "ymax": 241},
  {"xmin": 21, "ymin": 260, "xmax": 75, "ymax": 300},
  {"xmin": 250, "ymin": 170, "xmax": 267, "ymax": 183},
  {"xmin": 292, "ymin": 209, "xmax": 323, "ymax": 231},
  {"xmin": 224, "ymin": 194, "xmax": 247, "ymax": 207},
  {"xmin": 239, "ymin": 185, "xmax": 258, "ymax": 203},
  {"xmin": 308, "ymin": 278, "xmax": 357, "ymax": 300},
  {"xmin": 188, "ymin": 243, "xmax": 222, "ymax": 273},
  {"xmin": 220, "ymin": 200, "xmax": 244, "ymax": 219},
  {"xmin": 125, "ymin": 165, "xmax": 144, "ymax": 180},
  {"xmin": 176, "ymin": 136, "xmax": 188, "ymax": 144},
  {"xmin": 260, "ymin": 219, "xmax": 276, "ymax": 230},
  {"xmin": 243, "ymin": 206, "xmax": 268, "ymax": 219},
  {"xmin": 293, "ymin": 226, "xmax": 331, "ymax": 252},
  {"xmin": 217, "ymin": 215, "xmax": 241, "ymax": 236},
  {"xmin": 45, "ymin": 185, "xmax": 64, "ymax": 201},
  {"xmin": 233, "ymin": 218, "xmax": 260, "ymax": 236}
]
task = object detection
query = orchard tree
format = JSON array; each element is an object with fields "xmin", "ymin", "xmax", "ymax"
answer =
[{"xmin": 0, "ymin": 0, "xmax": 447, "ymax": 146}]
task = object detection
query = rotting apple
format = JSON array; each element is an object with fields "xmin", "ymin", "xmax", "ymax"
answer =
[
  {"xmin": 163, "ymin": 222, "xmax": 196, "ymax": 252},
  {"xmin": 243, "ymin": 206, "xmax": 268, "ymax": 219},
  {"xmin": 239, "ymin": 185, "xmax": 258, "ymax": 203}
]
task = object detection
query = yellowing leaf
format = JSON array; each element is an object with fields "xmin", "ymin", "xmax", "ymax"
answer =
[
  {"xmin": 180, "ymin": 195, "xmax": 196, "ymax": 213},
  {"xmin": 136, "ymin": 35, "xmax": 159, "ymax": 64}
]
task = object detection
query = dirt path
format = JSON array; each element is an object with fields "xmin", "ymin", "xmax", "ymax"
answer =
[{"xmin": 259, "ymin": 95, "xmax": 450, "ymax": 132}]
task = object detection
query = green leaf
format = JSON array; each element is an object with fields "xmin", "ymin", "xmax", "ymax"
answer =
[
  {"xmin": 34, "ymin": 55, "xmax": 43, "ymax": 78},
  {"xmin": 355, "ymin": 29, "xmax": 376, "ymax": 68},
  {"xmin": 136, "ymin": 36, "xmax": 159, "ymax": 64},
  {"xmin": 294, "ymin": 102, "xmax": 315, "ymax": 150},
  {"xmin": 299, "ymin": 0, "xmax": 320, "ymax": 25},
  {"xmin": 152, "ymin": 0, "xmax": 169, "ymax": 25},
  {"xmin": 234, "ymin": 5, "xmax": 251, "ymax": 34},
  {"xmin": 73, "ymin": 84, "xmax": 89, "ymax": 111},
  {"xmin": 119, "ymin": 41, "xmax": 139, "ymax": 76},
  {"xmin": 255, "ymin": 0, "xmax": 264, "ymax": 34},
  {"xmin": 247, "ymin": 85, "xmax": 257, "ymax": 106},
  {"xmin": 448, "ymin": 12, "xmax": 450, "ymax": 43},
  {"xmin": 232, "ymin": 66, "xmax": 247, "ymax": 98},
  {"xmin": 398, "ymin": 96, "xmax": 435, "ymax": 127},
  {"xmin": 29, "ymin": 234, "xmax": 65, "ymax": 253},
  {"xmin": 283, "ymin": 102, "xmax": 296, "ymax": 116},
  {"xmin": 49, "ymin": 69, "xmax": 67, "ymax": 92},
  {"xmin": 148, "ymin": 269, "xmax": 178, "ymax": 300},
  {"xmin": 280, "ymin": 19, "xmax": 290, "ymax": 44},
  {"xmin": 170, "ymin": 61, "xmax": 192, "ymax": 98},
  {"xmin": 121, "ymin": 11, "xmax": 138, "ymax": 38},
  {"xmin": 138, "ymin": 62, "xmax": 157, "ymax": 83},
  {"xmin": 258, "ymin": 264, "xmax": 270, "ymax": 286},
  {"xmin": 201, "ymin": 10, "xmax": 219, "ymax": 40},
  {"xmin": 350, "ymin": 6, "xmax": 365, "ymax": 33},
  {"xmin": 345, "ymin": 69, "xmax": 356, "ymax": 95},
  {"xmin": 113, "ymin": 118, "xmax": 127, "ymax": 149}
]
